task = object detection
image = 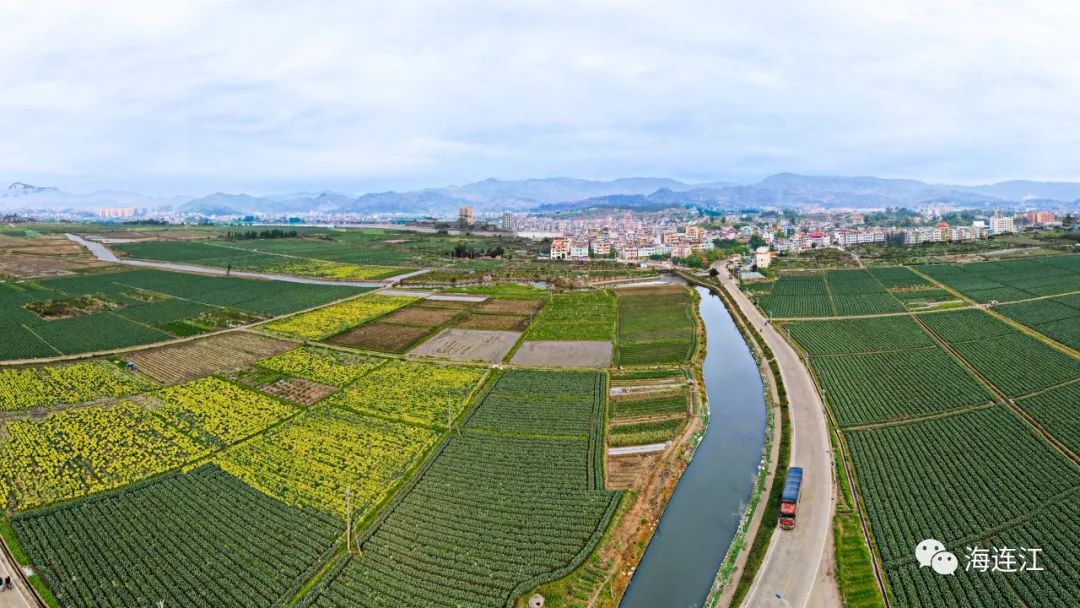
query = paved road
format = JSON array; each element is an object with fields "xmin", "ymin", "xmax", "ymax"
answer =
[
  {"xmin": 716, "ymin": 270, "xmax": 837, "ymax": 608},
  {"xmin": 65, "ymin": 233, "xmax": 407, "ymax": 287},
  {"xmin": 0, "ymin": 560, "xmax": 33, "ymax": 608}
]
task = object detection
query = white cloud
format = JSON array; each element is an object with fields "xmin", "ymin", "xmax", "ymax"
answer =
[{"xmin": 1, "ymin": 0, "xmax": 1079, "ymax": 193}]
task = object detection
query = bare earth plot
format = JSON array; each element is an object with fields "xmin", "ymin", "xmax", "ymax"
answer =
[
  {"xmin": 328, "ymin": 322, "xmax": 431, "ymax": 353},
  {"xmin": 127, "ymin": 331, "xmax": 293, "ymax": 384},
  {"xmin": 410, "ymin": 328, "xmax": 520, "ymax": 363},
  {"xmin": 511, "ymin": 340, "xmax": 613, "ymax": 368}
]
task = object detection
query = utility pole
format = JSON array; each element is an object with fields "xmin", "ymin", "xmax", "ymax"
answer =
[{"xmin": 345, "ymin": 488, "xmax": 353, "ymax": 554}]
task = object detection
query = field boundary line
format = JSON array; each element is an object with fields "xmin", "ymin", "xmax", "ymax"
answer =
[
  {"xmin": 0, "ymin": 286, "xmax": 374, "ymax": 367},
  {"xmin": 839, "ymin": 400, "xmax": 998, "ymax": 432},
  {"xmin": 912, "ymin": 315, "xmax": 1080, "ymax": 468},
  {"xmin": 19, "ymin": 323, "xmax": 62, "ymax": 356}
]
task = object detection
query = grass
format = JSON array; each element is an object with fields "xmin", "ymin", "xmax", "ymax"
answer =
[{"xmin": 833, "ymin": 513, "xmax": 885, "ymax": 608}]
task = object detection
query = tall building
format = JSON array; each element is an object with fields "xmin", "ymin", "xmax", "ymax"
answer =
[
  {"xmin": 459, "ymin": 206, "xmax": 474, "ymax": 227},
  {"xmin": 989, "ymin": 210, "xmax": 1016, "ymax": 235},
  {"xmin": 502, "ymin": 211, "xmax": 513, "ymax": 231}
]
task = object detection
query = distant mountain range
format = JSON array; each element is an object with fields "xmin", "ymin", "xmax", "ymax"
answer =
[{"xmin": 3, "ymin": 174, "xmax": 1080, "ymax": 216}]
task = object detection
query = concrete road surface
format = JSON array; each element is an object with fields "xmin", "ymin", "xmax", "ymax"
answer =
[{"xmin": 716, "ymin": 270, "xmax": 837, "ymax": 608}]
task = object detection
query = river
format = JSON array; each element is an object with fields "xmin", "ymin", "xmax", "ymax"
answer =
[{"xmin": 619, "ymin": 284, "xmax": 768, "ymax": 608}]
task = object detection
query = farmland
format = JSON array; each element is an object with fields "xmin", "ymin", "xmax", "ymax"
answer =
[
  {"xmin": 464, "ymin": 370, "xmax": 604, "ymax": 437},
  {"xmin": 13, "ymin": 465, "xmax": 341, "ymax": 608},
  {"xmin": 0, "ymin": 268, "xmax": 362, "ymax": 360},
  {"xmin": 330, "ymin": 360, "xmax": 486, "ymax": 426},
  {"xmin": 0, "ymin": 361, "xmax": 151, "ymax": 410},
  {"xmin": 299, "ymin": 433, "xmax": 619, "ymax": 608},
  {"xmin": 0, "ymin": 401, "xmax": 205, "ymax": 510},
  {"xmin": 810, "ymin": 348, "xmax": 993, "ymax": 426},
  {"xmin": 116, "ymin": 239, "xmax": 404, "ymax": 280},
  {"xmin": 526, "ymin": 290, "xmax": 616, "ymax": 341},
  {"xmin": 917, "ymin": 254, "xmax": 1080, "ymax": 302},
  {"xmin": 845, "ymin": 407, "xmax": 1080, "ymax": 607},
  {"xmin": 785, "ymin": 316, "xmax": 936, "ymax": 355},
  {"xmin": 1015, "ymin": 381, "xmax": 1080, "ymax": 455},
  {"xmin": 219, "ymin": 404, "xmax": 440, "ymax": 517},
  {"xmin": 266, "ymin": 293, "xmax": 418, "ymax": 339},
  {"xmin": 608, "ymin": 418, "xmax": 687, "ymax": 447},
  {"xmin": 615, "ymin": 285, "xmax": 695, "ymax": 365},
  {"xmin": 748, "ymin": 257, "xmax": 1080, "ymax": 607},
  {"xmin": 256, "ymin": 346, "xmax": 382, "ymax": 386}
]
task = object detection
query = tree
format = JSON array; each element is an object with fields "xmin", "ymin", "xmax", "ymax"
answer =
[{"xmin": 748, "ymin": 234, "xmax": 766, "ymax": 250}]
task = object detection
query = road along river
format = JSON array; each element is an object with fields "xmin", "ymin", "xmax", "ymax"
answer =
[{"xmin": 620, "ymin": 284, "xmax": 767, "ymax": 608}]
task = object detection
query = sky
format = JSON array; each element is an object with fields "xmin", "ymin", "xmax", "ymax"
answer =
[{"xmin": 3, "ymin": 1, "xmax": 1080, "ymax": 195}]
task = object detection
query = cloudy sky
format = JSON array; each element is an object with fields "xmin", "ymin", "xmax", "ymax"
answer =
[{"xmin": 3, "ymin": 1, "xmax": 1080, "ymax": 195}]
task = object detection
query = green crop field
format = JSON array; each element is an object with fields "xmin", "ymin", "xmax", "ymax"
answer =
[
  {"xmin": 526, "ymin": 290, "xmax": 616, "ymax": 341},
  {"xmin": 917, "ymin": 309, "xmax": 1016, "ymax": 343},
  {"xmin": 755, "ymin": 294, "xmax": 834, "ymax": 318},
  {"xmin": 464, "ymin": 370, "xmax": 604, "ymax": 437},
  {"xmin": 996, "ymin": 298, "xmax": 1080, "ymax": 351},
  {"xmin": 757, "ymin": 269, "xmax": 907, "ymax": 317},
  {"xmin": 1015, "ymin": 381, "xmax": 1080, "ymax": 455},
  {"xmin": 949, "ymin": 333, "xmax": 1080, "ymax": 397},
  {"xmin": 610, "ymin": 387, "xmax": 688, "ymax": 418},
  {"xmin": 867, "ymin": 267, "xmax": 930, "ymax": 289},
  {"xmin": 116, "ymin": 240, "xmax": 404, "ymax": 281},
  {"xmin": 299, "ymin": 432, "xmax": 619, "ymax": 608},
  {"xmin": 811, "ymin": 348, "xmax": 993, "ymax": 427},
  {"xmin": 608, "ymin": 417, "xmax": 686, "ymax": 447},
  {"xmin": 13, "ymin": 465, "xmax": 341, "ymax": 608},
  {"xmin": 846, "ymin": 407, "xmax": 1080, "ymax": 607},
  {"xmin": 615, "ymin": 285, "xmax": 695, "ymax": 365},
  {"xmin": 917, "ymin": 254, "xmax": 1080, "ymax": 303},
  {"xmin": 0, "ymin": 268, "xmax": 364, "ymax": 360},
  {"xmin": 786, "ymin": 316, "xmax": 936, "ymax": 354}
]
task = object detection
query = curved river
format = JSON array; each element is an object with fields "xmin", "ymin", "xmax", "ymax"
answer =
[{"xmin": 620, "ymin": 284, "xmax": 768, "ymax": 608}]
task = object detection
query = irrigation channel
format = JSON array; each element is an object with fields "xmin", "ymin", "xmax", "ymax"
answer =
[{"xmin": 620, "ymin": 283, "xmax": 768, "ymax": 608}]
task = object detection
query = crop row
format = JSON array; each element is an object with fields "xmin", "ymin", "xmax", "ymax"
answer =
[
  {"xmin": 786, "ymin": 316, "xmax": 936, "ymax": 355},
  {"xmin": 811, "ymin": 347, "xmax": 993, "ymax": 427},
  {"xmin": 464, "ymin": 370, "xmax": 604, "ymax": 437},
  {"xmin": 615, "ymin": 286, "xmax": 695, "ymax": 365},
  {"xmin": 219, "ymin": 404, "xmax": 439, "ymax": 517},
  {"xmin": 266, "ymin": 294, "xmax": 418, "ymax": 339},
  {"xmin": 949, "ymin": 333, "xmax": 1080, "ymax": 397},
  {"xmin": 917, "ymin": 255, "xmax": 1080, "ymax": 302},
  {"xmin": 329, "ymin": 360, "xmax": 486, "ymax": 427},
  {"xmin": 13, "ymin": 464, "xmax": 341, "ymax": 608},
  {"xmin": 609, "ymin": 387, "xmax": 688, "ymax": 419},
  {"xmin": 845, "ymin": 406, "xmax": 1080, "ymax": 566},
  {"xmin": 526, "ymin": 290, "xmax": 616, "ymax": 341},
  {"xmin": 300, "ymin": 432, "xmax": 619, "ymax": 608},
  {"xmin": 0, "ymin": 361, "xmax": 151, "ymax": 411},
  {"xmin": 0, "ymin": 377, "xmax": 298, "ymax": 511},
  {"xmin": 257, "ymin": 346, "xmax": 382, "ymax": 386},
  {"xmin": 608, "ymin": 417, "xmax": 686, "ymax": 447}
]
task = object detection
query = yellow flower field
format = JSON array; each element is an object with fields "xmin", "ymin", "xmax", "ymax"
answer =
[
  {"xmin": 266, "ymin": 294, "xmax": 418, "ymax": 340},
  {"xmin": 218, "ymin": 404, "xmax": 439, "ymax": 517},
  {"xmin": 0, "ymin": 401, "xmax": 204, "ymax": 511},
  {"xmin": 272, "ymin": 260, "xmax": 402, "ymax": 281},
  {"xmin": 331, "ymin": 360, "xmax": 486, "ymax": 426},
  {"xmin": 0, "ymin": 362, "xmax": 152, "ymax": 411},
  {"xmin": 256, "ymin": 347, "xmax": 382, "ymax": 386},
  {"xmin": 155, "ymin": 377, "xmax": 298, "ymax": 447}
]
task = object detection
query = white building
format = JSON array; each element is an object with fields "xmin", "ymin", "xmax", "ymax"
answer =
[
  {"xmin": 569, "ymin": 240, "xmax": 590, "ymax": 259},
  {"xmin": 754, "ymin": 246, "xmax": 772, "ymax": 268},
  {"xmin": 989, "ymin": 214, "xmax": 1017, "ymax": 235}
]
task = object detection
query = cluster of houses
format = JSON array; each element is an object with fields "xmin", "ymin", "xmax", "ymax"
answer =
[
  {"xmin": 544, "ymin": 213, "xmax": 719, "ymax": 262},
  {"xmin": 774, "ymin": 211, "xmax": 1030, "ymax": 253}
]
